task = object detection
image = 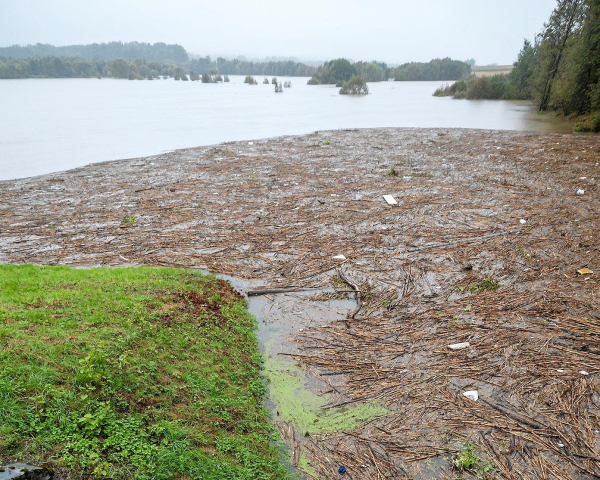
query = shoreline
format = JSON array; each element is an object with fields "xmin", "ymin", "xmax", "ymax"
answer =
[
  {"xmin": 0, "ymin": 126, "xmax": 578, "ymax": 185},
  {"xmin": 1, "ymin": 127, "xmax": 600, "ymax": 479}
]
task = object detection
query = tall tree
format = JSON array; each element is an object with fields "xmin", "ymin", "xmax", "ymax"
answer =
[
  {"xmin": 571, "ymin": 0, "xmax": 600, "ymax": 112},
  {"xmin": 510, "ymin": 39, "xmax": 538, "ymax": 98},
  {"xmin": 536, "ymin": 0, "xmax": 587, "ymax": 111}
]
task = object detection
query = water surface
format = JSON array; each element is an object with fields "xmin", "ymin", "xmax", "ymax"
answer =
[{"xmin": 0, "ymin": 76, "xmax": 573, "ymax": 180}]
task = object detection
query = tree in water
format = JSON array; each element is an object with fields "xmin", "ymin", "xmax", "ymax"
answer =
[{"xmin": 339, "ymin": 76, "xmax": 369, "ymax": 95}]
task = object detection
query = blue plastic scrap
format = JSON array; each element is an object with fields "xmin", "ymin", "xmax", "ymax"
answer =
[{"xmin": 338, "ymin": 466, "xmax": 347, "ymax": 475}]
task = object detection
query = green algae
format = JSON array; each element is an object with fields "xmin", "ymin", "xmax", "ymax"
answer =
[
  {"xmin": 298, "ymin": 453, "xmax": 316, "ymax": 477},
  {"xmin": 263, "ymin": 342, "xmax": 390, "ymax": 435}
]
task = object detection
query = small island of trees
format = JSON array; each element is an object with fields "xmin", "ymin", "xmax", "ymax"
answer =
[
  {"xmin": 244, "ymin": 75, "xmax": 258, "ymax": 85},
  {"xmin": 339, "ymin": 76, "xmax": 369, "ymax": 95}
]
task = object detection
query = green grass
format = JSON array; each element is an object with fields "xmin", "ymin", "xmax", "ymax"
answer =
[
  {"xmin": 574, "ymin": 112, "xmax": 600, "ymax": 133},
  {"xmin": 452, "ymin": 443, "xmax": 495, "ymax": 476},
  {"xmin": 469, "ymin": 278, "xmax": 502, "ymax": 293},
  {"xmin": 0, "ymin": 265, "xmax": 289, "ymax": 480}
]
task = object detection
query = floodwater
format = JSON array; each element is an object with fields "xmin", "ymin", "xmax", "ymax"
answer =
[
  {"xmin": 0, "ymin": 75, "xmax": 573, "ymax": 181},
  {"xmin": 215, "ymin": 271, "xmax": 364, "ymax": 479}
]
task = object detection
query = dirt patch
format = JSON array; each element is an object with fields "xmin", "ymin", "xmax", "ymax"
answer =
[{"xmin": 156, "ymin": 280, "xmax": 243, "ymax": 326}]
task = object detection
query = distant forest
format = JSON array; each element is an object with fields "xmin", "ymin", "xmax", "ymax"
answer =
[
  {"xmin": 0, "ymin": 42, "xmax": 189, "ymax": 64},
  {"xmin": 189, "ymin": 57, "xmax": 315, "ymax": 77},
  {"xmin": 0, "ymin": 57, "xmax": 193, "ymax": 80},
  {"xmin": 0, "ymin": 42, "xmax": 316, "ymax": 79},
  {"xmin": 0, "ymin": 41, "xmax": 470, "ymax": 82},
  {"xmin": 307, "ymin": 58, "xmax": 471, "ymax": 85}
]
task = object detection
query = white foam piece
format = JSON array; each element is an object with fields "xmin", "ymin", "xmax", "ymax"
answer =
[
  {"xmin": 463, "ymin": 390, "xmax": 479, "ymax": 401},
  {"xmin": 448, "ymin": 342, "xmax": 470, "ymax": 351},
  {"xmin": 383, "ymin": 194, "xmax": 398, "ymax": 205}
]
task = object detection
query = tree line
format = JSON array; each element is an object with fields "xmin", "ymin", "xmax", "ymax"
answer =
[
  {"xmin": 0, "ymin": 41, "xmax": 471, "ymax": 85},
  {"xmin": 0, "ymin": 57, "xmax": 191, "ymax": 80},
  {"xmin": 0, "ymin": 42, "xmax": 317, "ymax": 79},
  {"xmin": 0, "ymin": 56, "xmax": 317, "ymax": 80},
  {"xmin": 188, "ymin": 57, "xmax": 315, "ymax": 77},
  {"xmin": 0, "ymin": 42, "xmax": 189, "ymax": 65},
  {"xmin": 434, "ymin": 0, "xmax": 600, "ymax": 130},
  {"xmin": 307, "ymin": 58, "xmax": 471, "ymax": 85}
]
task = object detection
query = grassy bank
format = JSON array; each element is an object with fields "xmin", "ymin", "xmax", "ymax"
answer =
[{"xmin": 0, "ymin": 265, "xmax": 288, "ymax": 480}]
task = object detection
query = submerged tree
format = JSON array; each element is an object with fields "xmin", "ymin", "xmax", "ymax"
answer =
[{"xmin": 339, "ymin": 76, "xmax": 369, "ymax": 95}]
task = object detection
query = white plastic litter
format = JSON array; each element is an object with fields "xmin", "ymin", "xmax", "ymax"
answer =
[
  {"xmin": 383, "ymin": 194, "xmax": 398, "ymax": 206},
  {"xmin": 580, "ymin": 370, "xmax": 590, "ymax": 376},
  {"xmin": 520, "ymin": 219, "xmax": 527, "ymax": 225},
  {"xmin": 463, "ymin": 390, "xmax": 479, "ymax": 402},
  {"xmin": 557, "ymin": 369, "xmax": 565, "ymax": 373},
  {"xmin": 448, "ymin": 342, "xmax": 470, "ymax": 351},
  {"xmin": 248, "ymin": 142, "xmax": 254, "ymax": 145},
  {"xmin": 333, "ymin": 254, "xmax": 347, "ymax": 261},
  {"xmin": 577, "ymin": 189, "xmax": 585, "ymax": 195}
]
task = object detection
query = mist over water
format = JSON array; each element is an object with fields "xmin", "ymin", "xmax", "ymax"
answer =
[{"xmin": 0, "ymin": 76, "xmax": 572, "ymax": 181}]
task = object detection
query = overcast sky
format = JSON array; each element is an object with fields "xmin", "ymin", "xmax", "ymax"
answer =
[{"xmin": 0, "ymin": 0, "xmax": 557, "ymax": 65}]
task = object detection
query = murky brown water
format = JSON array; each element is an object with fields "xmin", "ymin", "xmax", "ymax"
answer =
[{"xmin": 0, "ymin": 76, "xmax": 574, "ymax": 180}]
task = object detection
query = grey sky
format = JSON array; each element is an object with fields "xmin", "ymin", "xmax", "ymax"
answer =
[{"xmin": 0, "ymin": 0, "xmax": 557, "ymax": 65}]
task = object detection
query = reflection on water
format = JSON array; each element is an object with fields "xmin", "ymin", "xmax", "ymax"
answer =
[{"xmin": 0, "ymin": 76, "xmax": 574, "ymax": 180}]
